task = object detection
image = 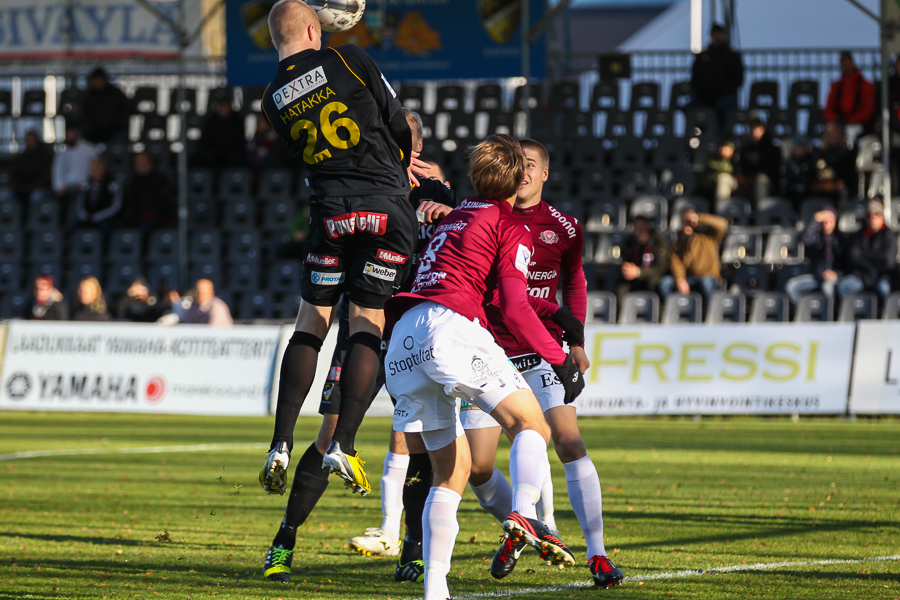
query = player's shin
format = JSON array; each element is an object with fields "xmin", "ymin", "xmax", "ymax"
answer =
[
  {"xmin": 329, "ymin": 331, "xmax": 382, "ymax": 454},
  {"xmin": 274, "ymin": 443, "xmax": 330, "ymax": 550},
  {"xmin": 422, "ymin": 486, "xmax": 461, "ymax": 600},
  {"xmin": 564, "ymin": 454, "xmax": 607, "ymax": 558},
  {"xmin": 508, "ymin": 429, "xmax": 548, "ymax": 520},
  {"xmin": 271, "ymin": 332, "xmax": 324, "ymax": 450},
  {"xmin": 470, "ymin": 467, "xmax": 513, "ymax": 524}
]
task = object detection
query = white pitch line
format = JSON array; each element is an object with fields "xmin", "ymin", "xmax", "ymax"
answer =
[
  {"xmin": 406, "ymin": 555, "xmax": 900, "ymax": 600},
  {"xmin": 0, "ymin": 442, "xmax": 268, "ymax": 462}
]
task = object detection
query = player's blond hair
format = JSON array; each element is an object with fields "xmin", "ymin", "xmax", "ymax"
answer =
[
  {"xmin": 519, "ymin": 138, "xmax": 549, "ymax": 168},
  {"xmin": 468, "ymin": 134, "xmax": 526, "ymax": 200},
  {"xmin": 268, "ymin": 0, "xmax": 320, "ymax": 50}
]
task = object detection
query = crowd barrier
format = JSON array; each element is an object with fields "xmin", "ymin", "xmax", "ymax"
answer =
[{"xmin": 0, "ymin": 320, "xmax": 895, "ymax": 417}]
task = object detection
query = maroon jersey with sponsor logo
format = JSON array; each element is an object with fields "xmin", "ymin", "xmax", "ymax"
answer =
[
  {"xmin": 487, "ymin": 200, "xmax": 586, "ymax": 357},
  {"xmin": 386, "ymin": 197, "xmax": 533, "ymax": 327}
]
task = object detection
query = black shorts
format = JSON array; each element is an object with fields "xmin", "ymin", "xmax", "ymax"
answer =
[
  {"xmin": 319, "ymin": 296, "xmax": 389, "ymax": 415},
  {"xmin": 302, "ymin": 195, "xmax": 417, "ymax": 310}
]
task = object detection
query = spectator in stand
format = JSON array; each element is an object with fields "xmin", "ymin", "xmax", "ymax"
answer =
[
  {"xmin": 659, "ymin": 210, "xmax": 728, "ymax": 302},
  {"xmin": 736, "ymin": 117, "xmax": 781, "ymax": 203},
  {"xmin": 785, "ymin": 207, "xmax": 842, "ymax": 305},
  {"xmin": 6, "ymin": 130, "xmax": 53, "ymax": 203},
  {"xmin": 838, "ymin": 199, "xmax": 895, "ymax": 302},
  {"xmin": 824, "ymin": 51, "xmax": 876, "ymax": 138},
  {"xmin": 781, "ymin": 136, "xmax": 818, "ymax": 206},
  {"xmin": 27, "ymin": 274, "xmax": 68, "ymax": 321},
  {"xmin": 616, "ymin": 215, "xmax": 670, "ymax": 306},
  {"xmin": 697, "ymin": 139, "xmax": 737, "ymax": 201},
  {"xmin": 75, "ymin": 158, "xmax": 122, "ymax": 232},
  {"xmin": 71, "ymin": 276, "xmax": 112, "ymax": 321},
  {"xmin": 181, "ymin": 279, "xmax": 233, "ymax": 326},
  {"xmin": 690, "ymin": 23, "xmax": 744, "ymax": 128},
  {"xmin": 116, "ymin": 277, "xmax": 162, "ymax": 322},
  {"xmin": 80, "ymin": 67, "xmax": 132, "ymax": 145},
  {"xmin": 121, "ymin": 152, "xmax": 176, "ymax": 232},
  {"xmin": 813, "ymin": 123, "xmax": 857, "ymax": 203},
  {"xmin": 198, "ymin": 99, "xmax": 246, "ymax": 169},
  {"xmin": 52, "ymin": 124, "xmax": 96, "ymax": 202},
  {"xmin": 247, "ymin": 114, "xmax": 292, "ymax": 174}
]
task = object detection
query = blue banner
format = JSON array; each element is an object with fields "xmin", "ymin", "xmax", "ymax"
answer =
[{"xmin": 226, "ymin": 0, "xmax": 546, "ymax": 86}]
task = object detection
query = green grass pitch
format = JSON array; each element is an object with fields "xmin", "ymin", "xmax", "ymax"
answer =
[{"xmin": 1, "ymin": 412, "xmax": 898, "ymax": 599}]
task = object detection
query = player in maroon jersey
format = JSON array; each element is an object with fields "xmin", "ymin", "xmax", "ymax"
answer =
[
  {"xmin": 455, "ymin": 139, "xmax": 624, "ymax": 588},
  {"xmin": 384, "ymin": 135, "xmax": 584, "ymax": 600}
]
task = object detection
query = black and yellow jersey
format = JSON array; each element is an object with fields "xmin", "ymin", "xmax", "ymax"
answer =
[{"xmin": 262, "ymin": 44, "xmax": 411, "ymax": 198}]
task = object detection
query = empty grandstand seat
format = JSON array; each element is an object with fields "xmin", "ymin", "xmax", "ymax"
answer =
[
  {"xmin": 190, "ymin": 261, "xmax": 221, "ymax": 285},
  {"xmin": 839, "ymin": 200, "xmax": 868, "ymax": 233},
  {"xmin": 630, "ymin": 196, "xmax": 668, "ymax": 230},
  {"xmin": 798, "ymin": 198, "xmax": 836, "ymax": 231},
  {"xmin": 585, "ymin": 199, "xmax": 625, "ymax": 233},
  {"xmin": 593, "ymin": 232, "xmax": 625, "ymax": 265},
  {"xmin": 763, "ymin": 228, "xmax": 804, "ymax": 265},
  {"xmin": 222, "ymin": 198, "xmax": 256, "ymax": 230},
  {"xmin": 774, "ymin": 263, "xmax": 811, "ymax": 291},
  {"xmin": 603, "ymin": 111, "xmax": 632, "ymax": 138},
  {"xmin": 28, "ymin": 230, "xmax": 63, "ymax": 260},
  {"xmin": 749, "ymin": 292, "xmax": 789, "ymax": 322},
  {"xmin": 788, "ymin": 80, "xmax": 819, "ymax": 109},
  {"xmin": 189, "ymin": 230, "xmax": 221, "ymax": 260},
  {"xmin": 21, "ymin": 90, "xmax": 46, "ymax": 117},
  {"xmin": 474, "ymin": 83, "xmax": 503, "ymax": 113},
  {"xmin": 513, "ymin": 82, "xmax": 542, "ymax": 111},
  {"xmin": 279, "ymin": 292, "xmax": 304, "ymax": 320},
  {"xmin": 795, "ymin": 293, "xmax": 832, "ymax": 322},
  {"xmin": 206, "ymin": 87, "xmax": 234, "ymax": 114},
  {"xmin": 188, "ymin": 198, "xmax": 218, "ymax": 228},
  {"xmin": 109, "ymin": 229, "xmax": 143, "ymax": 262},
  {"xmin": 724, "ymin": 108, "xmax": 751, "ymax": 141},
  {"xmin": 227, "ymin": 259, "xmax": 260, "ymax": 291},
  {"xmin": 838, "ymin": 293, "xmax": 877, "ymax": 321},
  {"xmin": 261, "ymin": 199, "xmax": 297, "ymax": 232},
  {"xmin": 69, "ymin": 229, "xmax": 104, "ymax": 261},
  {"xmin": 145, "ymin": 263, "xmax": 178, "ymax": 291},
  {"xmin": 0, "ymin": 263, "xmax": 22, "ymax": 293},
  {"xmin": 436, "ymin": 84, "xmax": 466, "ymax": 113},
  {"xmin": 147, "ymin": 229, "xmax": 179, "ymax": 261},
  {"xmin": 662, "ymin": 292, "xmax": 702, "ymax": 324},
  {"xmin": 0, "ymin": 201, "xmax": 21, "ymax": 230},
  {"xmin": 400, "ymin": 84, "xmax": 425, "ymax": 112},
  {"xmin": 239, "ymin": 291, "xmax": 275, "ymax": 320},
  {"xmin": 28, "ymin": 262, "xmax": 62, "ymax": 285},
  {"xmin": 132, "ymin": 87, "xmax": 159, "ymax": 114},
  {"xmin": 577, "ymin": 169, "xmax": 613, "ymax": 198},
  {"xmin": 105, "ymin": 262, "xmax": 142, "ymax": 296},
  {"xmin": 549, "ymin": 81, "xmax": 580, "ymax": 111},
  {"xmin": 227, "ymin": 230, "xmax": 262, "ymax": 260},
  {"xmin": 268, "ymin": 260, "xmax": 302, "ymax": 291},
  {"xmin": 141, "ymin": 114, "xmax": 167, "ymax": 141},
  {"xmin": 258, "ymin": 169, "xmax": 293, "ymax": 199},
  {"xmin": 26, "ymin": 200, "xmax": 60, "ymax": 230},
  {"xmin": 187, "ymin": 169, "xmax": 214, "ymax": 199},
  {"xmin": 732, "ymin": 264, "xmax": 771, "ymax": 294},
  {"xmin": 669, "ymin": 81, "xmax": 693, "ymax": 112},
  {"xmin": 645, "ymin": 110, "xmax": 674, "ymax": 140},
  {"xmin": 585, "ymin": 291, "xmax": 616, "ymax": 323},
  {"xmin": 629, "ymin": 82, "xmax": 659, "ymax": 111},
  {"xmin": 0, "ymin": 230, "xmax": 22, "ymax": 261},
  {"xmin": 748, "ymin": 80, "xmax": 778, "ymax": 112},
  {"xmin": 241, "ymin": 85, "xmax": 266, "ymax": 113},
  {"xmin": 447, "ymin": 112, "xmax": 477, "ymax": 142},
  {"xmin": 659, "ymin": 166, "xmax": 694, "ymax": 198},
  {"xmin": 721, "ymin": 227, "xmax": 763, "ymax": 266},
  {"xmin": 669, "ymin": 197, "xmax": 709, "ymax": 230},
  {"xmin": 769, "ymin": 109, "xmax": 796, "ymax": 138},
  {"xmin": 755, "ymin": 197, "xmax": 793, "ymax": 230},
  {"xmin": 706, "ymin": 292, "xmax": 746, "ymax": 323},
  {"xmin": 168, "ymin": 87, "xmax": 197, "ymax": 114},
  {"xmin": 218, "ymin": 168, "xmax": 252, "ymax": 199},
  {"xmin": 0, "ymin": 90, "xmax": 13, "ymax": 117},
  {"xmin": 0, "ymin": 292, "xmax": 28, "ymax": 319},
  {"xmin": 590, "ymin": 81, "xmax": 619, "ymax": 111},
  {"xmin": 716, "ymin": 197, "xmax": 751, "ymax": 226},
  {"xmin": 684, "ymin": 107, "xmax": 719, "ymax": 140},
  {"xmin": 620, "ymin": 291, "xmax": 659, "ymax": 324}
]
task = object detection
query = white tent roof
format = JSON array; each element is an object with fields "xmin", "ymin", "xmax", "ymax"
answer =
[{"xmin": 618, "ymin": 0, "xmax": 879, "ymax": 51}]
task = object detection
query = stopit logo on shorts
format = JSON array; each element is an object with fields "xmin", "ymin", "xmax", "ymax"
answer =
[{"xmin": 363, "ymin": 262, "xmax": 397, "ymax": 281}]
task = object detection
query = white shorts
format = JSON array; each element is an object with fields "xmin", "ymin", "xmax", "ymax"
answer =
[
  {"xmin": 386, "ymin": 301, "xmax": 528, "ymax": 434},
  {"xmin": 459, "ymin": 353, "xmax": 566, "ymax": 430}
]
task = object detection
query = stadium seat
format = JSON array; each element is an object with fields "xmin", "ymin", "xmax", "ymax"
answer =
[
  {"xmin": 28, "ymin": 230, "xmax": 63, "ymax": 260},
  {"xmin": 749, "ymin": 292, "xmax": 789, "ymax": 322},
  {"xmin": 731, "ymin": 264, "xmax": 771, "ymax": 295},
  {"xmin": 400, "ymin": 84, "xmax": 426, "ymax": 112},
  {"xmin": 585, "ymin": 198, "xmax": 625, "ymax": 233},
  {"xmin": 0, "ymin": 230, "xmax": 22, "ymax": 261},
  {"xmin": 645, "ymin": 111, "xmax": 674, "ymax": 141},
  {"xmin": 592, "ymin": 232, "xmax": 625, "ymax": 265},
  {"xmin": 669, "ymin": 81, "xmax": 693, "ymax": 113},
  {"xmin": 839, "ymin": 200, "xmax": 868, "ymax": 233},
  {"xmin": 549, "ymin": 80, "xmax": 580, "ymax": 111},
  {"xmin": 474, "ymin": 83, "xmax": 503, "ymax": 113},
  {"xmin": 684, "ymin": 107, "xmax": 719, "ymax": 140},
  {"xmin": 109, "ymin": 229, "xmax": 143, "ymax": 263},
  {"xmin": 513, "ymin": 82, "xmax": 542, "ymax": 111},
  {"xmin": 748, "ymin": 80, "xmax": 778, "ymax": 112},
  {"xmin": 0, "ymin": 90, "xmax": 10, "ymax": 117},
  {"xmin": 769, "ymin": 109, "xmax": 796, "ymax": 138},
  {"xmin": 620, "ymin": 291, "xmax": 659, "ymax": 324},
  {"xmin": 146, "ymin": 262, "xmax": 179, "ymax": 290},
  {"xmin": 724, "ymin": 108, "xmax": 751, "ymax": 141},
  {"xmin": 774, "ymin": 263, "xmax": 811, "ymax": 292},
  {"xmin": 26, "ymin": 200, "xmax": 60, "ymax": 230},
  {"xmin": 662, "ymin": 292, "xmax": 702, "ymax": 324},
  {"xmin": 168, "ymin": 87, "xmax": 197, "ymax": 115},
  {"xmin": 611, "ymin": 137, "xmax": 645, "ymax": 170},
  {"xmin": 0, "ymin": 263, "xmax": 22, "ymax": 293},
  {"xmin": 222, "ymin": 198, "xmax": 256, "ymax": 230},
  {"xmin": 206, "ymin": 87, "xmax": 234, "ymax": 114},
  {"xmin": 227, "ymin": 259, "xmax": 260, "ymax": 291},
  {"xmin": 147, "ymin": 229, "xmax": 179, "ymax": 262},
  {"xmin": 721, "ymin": 227, "xmax": 763, "ymax": 266},
  {"xmin": 585, "ymin": 291, "xmax": 616, "ymax": 323},
  {"xmin": 241, "ymin": 85, "xmax": 266, "ymax": 113},
  {"xmin": 21, "ymin": 90, "xmax": 46, "ymax": 117},
  {"xmin": 659, "ymin": 166, "xmax": 694, "ymax": 198},
  {"xmin": 549, "ymin": 198, "xmax": 584, "ymax": 223},
  {"xmin": 0, "ymin": 292, "xmax": 28, "ymax": 319},
  {"xmin": 630, "ymin": 82, "xmax": 660, "ymax": 111},
  {"xmin": 188, "ymin": 198, "xmax": 218, "ymax": 228},
  {"xmin": 794, "ymin": 293, "xmax": 832, "ymax": 322},
  {"xmin": 763, "ymin": 228, "xmax": 804, "ymax": 265},
  {"xmin": 280, "ymin": 292, "xmax": 304, "ymax": 320},
  {"xmin": 706, "ymin": 292, "xmax": 746, "ymax": 323},
  {"xmin": 630, "ymin": 196, "xmax": 668, "ymax": 230},
  {"xmin": 69, "ymin": 229, "xmax": 104, "ymax": 262},
  {"xmin": 756, "ymin": 197, "xmax": 793, "ymax": 230},
  {"xmin": 28, "ymin": 262, "xmax": 62, "ymax": 285},
  {"xmin": 132, "ymin": 87, "xmax": 159, "ymax": 114},
  {"xmin": 239, "ymin": 291, "xmax": 275, "ymax": 320},
  {"xmin": 227, "ymin": 230, "xmax": 262, "ymax": 261},
  {"xmin": 670, "ymin": 197, "xmax": 709, "ymax": 230},
  {"xmin": 262, "ymin": 199, "xmax": 298, "ymax": 232},
  {"xmin": 67, "ymin": 263, "xmax": 103, "ymax": 296},
  {"xmin": 715, "ymin": 197, "xmax": 751, "ymax": 227},
  {"xmin": 838, "ymin": 293, "xmax": 877, "ymax": 321},
  {"xmin": 218, "ymin": 168, "xmax": 253, "ymax": 199},
  {"xmin": 884, "ymin": 292, "xmax": 900, "ymax": 319},
  {"xmin": 435, "ymin": 84, "xmax": 466, "ymax": 113},
  {"xmin": 187, "ymin": 169, "xmax": 214, "ymax": 199},
  {"xmin": 105, "ymin": 262, "xmax": 142, "ymax": 296},
  {"xmin": 603, "ymin": 111, "xmax": 632, "ymax": 138},
  {"xmin": 268, "ymin": 260, "xmax": 302, "ymax": 291},
  {"xmin": 447, "ymin": 112, "xmax": 477, "ymax": 142},
  {"xmin": 0, "ymin": 200, "xmax": 21, "ymax": 229},
  {"xmin": 590, "ymin": 81, "xmax": 619, "ymax": 111},
  {"xmin": 788, "ymin": 80, "xmax": 819, "ymax": 110},
  {"xmin": 190, "ymin": 261, "xmax": 221, "ymax": 286},
  {"xmin": 141, "ymin": 114, "xmax": 167, "ymax": 142},
  {"xmin": 798, "ymin": 198, "xmax": 836, "ymax": 231},
  {"xmin": 258, "ymin": 169, "xmax": 293, "ymax": 199},
  {"xmin": 189, "ymin": 230, "xmax": 221, "ymax": 260}
]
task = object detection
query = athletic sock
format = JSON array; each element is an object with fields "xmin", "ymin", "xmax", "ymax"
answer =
[
  {"xmin": 536, "ymin": 461, "xmax": 557, "ymax": 531},
  {"xmin": 271, "ymin": 332, "xmax": 323, "ymax": 450},
  {"xmin": 330, "ymin": 332, "xmax": 382, "ymax": 455},
  {"xmin": 380, "ymin": 451, "xmax": 409, "ymax": 542},
  {"xmin": 271, "ymin": 442, "xmax": 330, "ymax": 550},
  {"xmin": 508, "ymin": 429, "xmax": 548, "ymax": 520},
  {"xmin": 399, "ymin": 535, "xmax": 423, "ymax": 564},
  {"xmin": 469, "ymin": 467, "xmax": 513, "ymax": 523},
  {"xmin": 423, "ymin": 487, "xmax": 461, "ymax": 600},
  {"xmin": 402, "ymin": 452, "xmax": 433, "ymax": 543},
  {"xmin": 564, "ymin": 454, "xmax": 607, "ymax": 558}
]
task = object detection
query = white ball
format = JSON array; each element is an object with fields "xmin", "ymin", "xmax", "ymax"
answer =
[{"xmin": 306, "ymin": 0, "xmax": 366, "ymax": 33}]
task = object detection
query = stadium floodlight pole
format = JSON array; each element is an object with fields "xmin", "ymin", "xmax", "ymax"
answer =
[
  {"xmin": 521, "ymin": 0, "xmax": 530, "ymax": 138},
  {"xmin": 176, "ymin": 0, "xmax": 190, "ymax": 291},
  {"xmin": 881, "ymin": 0, "xmax": 893, "ymax": 217}
]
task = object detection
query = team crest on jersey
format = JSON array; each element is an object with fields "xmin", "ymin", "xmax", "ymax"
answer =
[{"xmin": 539, "ymin": 230, "xmax": 559, "ymax": 244}]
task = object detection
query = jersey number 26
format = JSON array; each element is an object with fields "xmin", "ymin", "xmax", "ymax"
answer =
[{"xmin": 290, "ymin": 101, "xmax": 361, "ymax": 165}]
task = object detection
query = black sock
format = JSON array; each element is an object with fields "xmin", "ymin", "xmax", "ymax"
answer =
[
  {"xmin": 271, "ymin": 332, "xmax": 323, "ymax": 451},
  {"xmin": 402, "ymin": 452, "xmax": 433, "ymax": 544},
  {"xmin": 399, "ymin": 535, "xmax": 423, "ymax": 564},
  {"xmin": 330, "ymin": 332, "xmax": 381, "ymax": 454},
  {"xmin": 271, "ymin": 442, "xmax": 330, "ymax": 550}
]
